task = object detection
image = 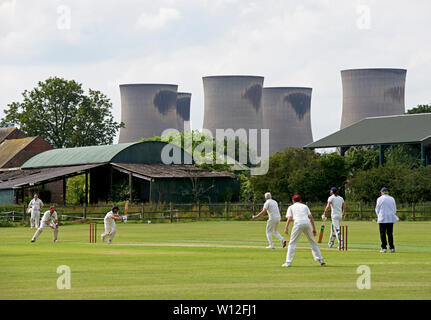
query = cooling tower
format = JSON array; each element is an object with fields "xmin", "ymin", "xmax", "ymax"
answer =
[
  {"xmin": 118, "ymin": 84, "xmax": 178, "ymax": 143},
  {"xmin": 176, "ymin": 92, "xmax": 191, "ymax": 132},
  {"xmin": 340, "ymin": 68, "xmax": 406, "ymax": 129},
  {"xmin": 262, "ymin": 87, "xmax": 313, "ymax": 153},
  {"xmin": 202, "ymin": 75, "xmax": 264, "ymax": 144}
]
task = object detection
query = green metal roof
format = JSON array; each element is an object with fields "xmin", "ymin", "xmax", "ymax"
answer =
[
  {"xmin": 22, "ymin": 141, "xmax": 193, "ymax": 168},
  {"xmin": 305, "ymin": 113, "xmax": 431, "ymax": 149}
]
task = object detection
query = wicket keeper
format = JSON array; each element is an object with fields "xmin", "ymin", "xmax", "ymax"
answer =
[{"xmin": 30, "ymin": 206, "xmax": 59, "ymax": 243}]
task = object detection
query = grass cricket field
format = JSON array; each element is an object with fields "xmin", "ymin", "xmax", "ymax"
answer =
[{"xmin": 1, "ymin": 221, "xmax": 430, "ymax": 300}]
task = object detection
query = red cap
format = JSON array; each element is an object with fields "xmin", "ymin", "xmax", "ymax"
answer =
[
  {"xmin": 292, "ymin": 194, "xmax": 302, "ymax": 202},
  {"xmin": 50, "ymin": 206, "xmax": 56, "ymax": 210}
]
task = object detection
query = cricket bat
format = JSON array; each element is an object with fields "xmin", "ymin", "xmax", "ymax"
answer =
[
  {"xmin": 123, "ymin": 200, "xmax": 129, "ymax": 223},
  {"xmin": 318, "ymin": 223, "xmax": 325, "ymax": 243}
]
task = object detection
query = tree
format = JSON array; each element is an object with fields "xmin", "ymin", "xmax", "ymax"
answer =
[
  {"xmin": 406, "ymin": 104, "xmax": 431, "ymax": 114},
  {"xmin": 1, "ymin": 77, "xmax": 123, "ymax": 148},
  {"xmin": 345, "ymin": 147, "xmax": 379, "ymax": 173},
  {"xmin": 142, "ymin": 130, "xmax": 252, "ymax": 173}
]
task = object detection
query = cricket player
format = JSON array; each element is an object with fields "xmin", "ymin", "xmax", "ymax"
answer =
[
  {"xmin": 376, "ymin": 187, "xmax": 399, "ymax": 253},
  {"xmin": 28, "ymin": 193, "xmax": 43, "ymax": 229},
  {"xmin": 322, "ymin": 187, "xmax": 346, "ymax": 248},
  {"xmin": 252, "ymin": 192, "xmax": 286, "ymax": 249},
  {"xmin": 282, "ymin": 194, "xmax": 325, "ymax": 267},
  {"xmin": 30, "ymin": 206, "xmax": 59, "ymax": 243},
  {"xmin": 101, "ymin": 205, "xmax": 124, "ymax": 244}
]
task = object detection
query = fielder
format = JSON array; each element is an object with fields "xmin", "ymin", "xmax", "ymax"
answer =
[
  {"xmin": 30, "ymin": 206, "xmax": 59, "ymax": 243},
  {"xmin": 28, "ymin": 193, "xmax": 43, "ymax": 229},
  {"xmin": 252, "ymin": 192, "xmax": 286, "ymax": 249},
  {"xmin": 282, "ymin": 194, "xmax": 325, "ymax": 267},
  {"xmin": 101, "ymin": 206, "xmax": 124, "ymax": 244},
  {"xmin": 322, "ymin": 187, "xmax": 346, "ymax": 248}
]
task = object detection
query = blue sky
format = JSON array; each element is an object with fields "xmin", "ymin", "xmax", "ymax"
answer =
[{"xmin": 1, "ymin": 0, "xmax": 430, "ymax": 143}]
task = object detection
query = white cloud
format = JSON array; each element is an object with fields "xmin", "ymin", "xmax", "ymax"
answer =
[{"xmin": 136, "ymin": 7, "xmax": 182, "ymax": 31}]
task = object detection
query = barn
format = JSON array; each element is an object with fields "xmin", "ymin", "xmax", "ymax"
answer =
[{"xmin": 0, "ymin": 141, "xmax": 239, "ymax": 205}]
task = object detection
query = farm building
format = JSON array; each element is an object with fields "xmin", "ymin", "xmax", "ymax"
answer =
[
  {"xmin": 0, "ymin": 128, "xmax": 60, "ymax": 204},
  {"xmin": 305, "ymin": 113, "xmax": 431, "ymax": 166},
  {"xmin": 0, "ymin": 141, "xmax": 239, "ymax": 205}
]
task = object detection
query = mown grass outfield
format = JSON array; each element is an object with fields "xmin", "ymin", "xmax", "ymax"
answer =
[{"xmin": 0, "ymin": 221, "xmax": 430, "ymax": 300}]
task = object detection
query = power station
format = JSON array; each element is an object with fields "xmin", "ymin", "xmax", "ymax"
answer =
[
  {"xmin": 176, "ymin": 92, "xmax": 192, "ymax": 132},
  {"xmin": 340, "ymin": 68, "xmax": 407, "ymax": 129},
  {"xmin": 202, "ymin": 75, "xmax": 264, "ymax": 148},
  {"xmin": 262, "ymin": 87, "xmax": 313, "ymax": 154},
  {"xmin": 118, "ymin": 84, "xmax": 178, "ymax": 143}
]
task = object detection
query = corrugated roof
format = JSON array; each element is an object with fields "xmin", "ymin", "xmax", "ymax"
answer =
[
  {"xmin": 22, "ymin": 143, "xmax": 137, "ymax": 168},
  {"xmin": 305, "ymin": 113, "xmax": 431, "ymax": 149},
  {"xmin": 111, "ymin": 163, "xmax": 237, "ymax": 179},
  {"xmin": 0, "ymin": 164, "xmax": 104, "ymax": 190},
  {"xmin": 0, "ymin": 128, "xmax": 15, "ymax": 143},
  {"xmin": 21, "ymin": 141, "xmax": 194, "ymax": 169},
  {"xmin": 0, "ymin": 137, "xmax": 37, "ymax": 168}
]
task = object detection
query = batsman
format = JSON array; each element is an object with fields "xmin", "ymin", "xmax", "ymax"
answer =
[
  {"xmin": 101, "ymin": 205, "xmax": 127, "ymax": 244},
  {"xmin": 322, "ymin": 187, "xmax": 346, "ymax": 249}
]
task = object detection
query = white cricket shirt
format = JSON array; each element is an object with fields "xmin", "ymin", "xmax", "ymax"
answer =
[
  {"xmin": 263, "ymin": 199, "xmax": 281, "ymax": 220},
  {"xmin": 29, "ymin": 199, "xmax": 43, "ymax": 212},
  {"xmin": 41, "ymin": 210, "xmax": 58, "ymax": 224},
  {"xmin": 327, "ymin": 195, "xmax": 344, "ymax": 218},
  {"xmin": 286, "ymin": 202, "xmax": 312, "ymax": 224},
  {"xmin": 104, "ymin": 211, "xmax": 116, "ymax": 226}
]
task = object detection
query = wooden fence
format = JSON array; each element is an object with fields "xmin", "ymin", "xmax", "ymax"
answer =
[{"xmin": 1, "ymin": 201, "xmax": 431, "ymax": 224}]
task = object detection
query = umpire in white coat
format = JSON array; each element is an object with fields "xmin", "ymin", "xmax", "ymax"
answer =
[{"xmin": 375, "ymin": 187, "xmax": 399, "ymax": 253}]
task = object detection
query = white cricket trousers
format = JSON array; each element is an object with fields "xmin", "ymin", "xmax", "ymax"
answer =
[
  {"xmin": 102, "ymin": 222, "xmax": 117, "ymax": 242},
  {"xmin": 32, "ymin": 223, "xmax": 58, "ymax": 241},
  {"xmin": 285, "ymin": 222, "xmax": 323, "ymax": 264},
  {"xmin": 30, "ymin": 210, "xmax": 40, "ymax": 228},
  {"xmin": 329, "ymin": 217, "xmax": 342, "ymax": 246},
  {"xmin": 266, "ymin": 218, "xmax": 284, "ymax": 247}
]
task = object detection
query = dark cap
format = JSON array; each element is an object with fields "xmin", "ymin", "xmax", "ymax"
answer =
[
  {"xmin": 292, "ymin": 194, "xmax": 302, "ymax": 202},
  {"xmin": 380, "ymin": 187, "xmax": 389, "ymax": 193},
  {"xmin": 112, "ymin": 205, "xmax": 119, "ymax": 211},
  {"xmin": 330, "ymin": 187, "xmax": 338, "ymax": 193}
]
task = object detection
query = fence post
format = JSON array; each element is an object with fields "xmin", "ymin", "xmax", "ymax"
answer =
[
  {"xmin": 359, "ymin": 202, "xmax": 363, "ymax": 221},
  {"xmin": 83, "ymin": 202, "xmax": 87, "ymax": 219},
  {"xmin": 23, "ymin": 204, "xmax": 26, "ymax": 224},
  {"xmin": 225, "ymin": 202, "xmax": 228, "ymax": 220},
  {"xmin": 412, "ymin": 203, "xmax": 415, "ymax": 221},
  {"xmin": 141, "ymin": 203, "xmax": 145, "ymax": 221},
  {"xmin": 197, "ymin": 201, "xmax": 201, "ymax": 220},
  {"xmin": 170, "ymin": 202, "xmax": 173, "ymax": 223},
  {"xmin": 252, "ymin": 202, "xmax": 255, "ymax": 218}
]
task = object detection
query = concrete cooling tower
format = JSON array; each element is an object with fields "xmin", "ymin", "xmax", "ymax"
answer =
[
  {"xmin": 340, "ymin": 68, "xmax": 406, "ymax": 129},
  {"xmin": 202, "ymin": 75, "xmax": 264, "ymax": 145},
  {"xmin": 176, "ymin": 92, "xmax": 191, "ymax": 132},
  {"xmin": 262, "ymin": 87, "xmax": 313, "ymax": 154},
  {"xmin": 118, "ymin": 84, "xmax": 178, "ymax": 143}
]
